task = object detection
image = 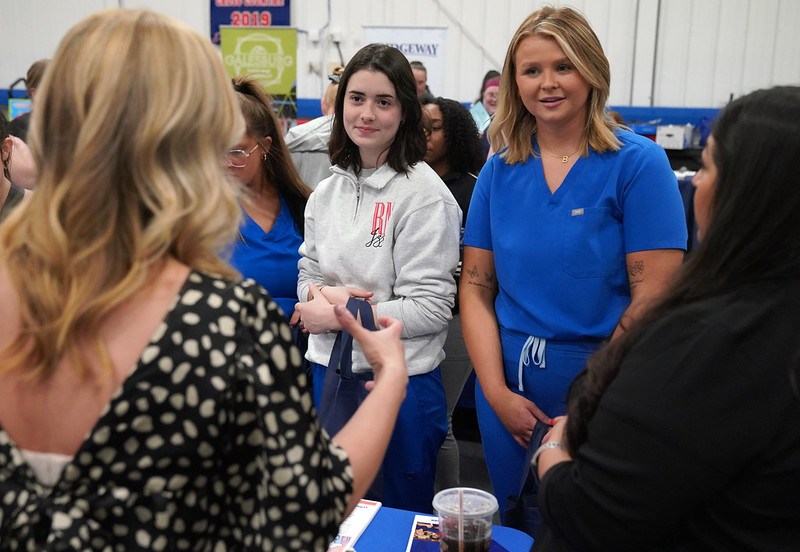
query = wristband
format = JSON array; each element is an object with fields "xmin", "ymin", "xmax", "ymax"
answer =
[{"xmin": 531, "ymin": 440, "xmax": 566, "ymax": 471}]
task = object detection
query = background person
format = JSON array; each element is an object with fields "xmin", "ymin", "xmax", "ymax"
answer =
[
  {"xmin": 470, "ymin": 69, "xmax": 500, "ymax": 133},
  {"xmin": 228, "ymin": 76, "xmax": 311, "ymax": 322},
  {"xmin": 410, "ymin": 60, "xmax": 436, "ymax": 103},
  {"xmin": 285, "ymin": 66, "xmax": 343, "ymax": 191},
  {"xmin": 295, "ymin": 44, "xmax": 461, "ymax": 513},
  {"xmin": 460, "ymin": 6, "xmax": 687, "ymax": 520},
  {"xmin": 0, "ymin": 10, "xmax": 407, "ymax": 550},
  {"xmin": 8, "ymin": 59, "xmax": 49, "ymax": 143},
  {"xmin": 0, "ymin": 113, "xmax": 31, "ymax": 221},
  {"xmin": 535, "ymin": 85, "xmax": 800, "ymax": 551},
  {"xmin": 421, "ymin": 97, "xmax": 484, "ymax": 492}
]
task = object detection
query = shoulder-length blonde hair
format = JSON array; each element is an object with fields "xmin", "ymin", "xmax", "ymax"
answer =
[
  {"xmin": 489, "ymin": 6, "xmax": 622, "ymax": 164},
  {"xmin": 0, "ymin": 9, "xmax": 244, "ymax": 380}
]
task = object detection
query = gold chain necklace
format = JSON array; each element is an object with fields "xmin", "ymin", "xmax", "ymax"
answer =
[{"xmin": 539, "ymin": 146, "xmax": 581, "ymax": 164}]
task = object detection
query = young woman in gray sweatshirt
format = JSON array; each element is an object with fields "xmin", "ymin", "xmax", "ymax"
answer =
[{"xmin": 295, "ymin": 43, "xmax": 461, "ymax": 513}]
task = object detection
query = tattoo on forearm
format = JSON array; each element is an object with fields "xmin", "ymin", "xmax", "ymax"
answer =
[
  {"xmin": 629, "ymin": 260, "xmax": 644, "ymax": 290},
  {"xmin": 464, "ymin": 263, "xmax": 496, "ymax": 291},
  {"xmin": 467, "ymin": 281, "xmax": 492, "ymax": 290}
]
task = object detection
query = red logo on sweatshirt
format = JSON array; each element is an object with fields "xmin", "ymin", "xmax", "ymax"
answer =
[{"xmin": 365, "ymin": 202, "xmax": 393, "ymax": 247}]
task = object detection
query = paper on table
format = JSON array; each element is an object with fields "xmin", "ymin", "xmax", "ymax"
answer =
[
  {"xmin": 327, "ymin": 499, "xmax": 382, "ymax": 552},
  {"xmin": 404, "ymin": 514, "xmax": 512, "ymax": 552},
  {"xmin": 405, "ymin": 515, "xmax": 440, "ymax": 552}
]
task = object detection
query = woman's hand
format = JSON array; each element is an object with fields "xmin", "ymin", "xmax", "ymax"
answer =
[
  {"xmin": 543, "ymin": 416, "xmax": 567, "ymax": 444},
  {"xmin": 319, "ymin": 285, "xmax": 373, "ymax": 306},
  {"xmin": 488, "ymin": 388, "xmax": 552, "ymax": 448},
  {"xmin": 294, "ymin": 283, "xmax": 340, "ymax": 334},
  {"xmin": 537, "ymin": 416, "xmax": 572, "ymax": 480},
  {"xmin": 333, "ymin": 304, "xmax": 408, "ymax": 391}
]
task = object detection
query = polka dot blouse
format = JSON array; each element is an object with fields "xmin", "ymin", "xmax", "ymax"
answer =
[{"xmin": 0, "ymin": 271, "xmax": 353, "ymax": 550}]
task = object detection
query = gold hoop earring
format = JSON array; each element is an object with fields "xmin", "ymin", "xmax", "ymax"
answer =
[{"xmin": 262, "ymin": 153, "xmax": 268, "ymax": 161}]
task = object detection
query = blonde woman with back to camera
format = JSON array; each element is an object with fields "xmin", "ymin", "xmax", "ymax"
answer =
[{"xmin": 0, "ymin": 9, "xmax": 407, "ymax": 550}]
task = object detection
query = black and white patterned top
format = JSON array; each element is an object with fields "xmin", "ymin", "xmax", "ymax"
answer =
[{"xmin": 0, "ymin": 271, "xmax": 353, "ymax": 551}]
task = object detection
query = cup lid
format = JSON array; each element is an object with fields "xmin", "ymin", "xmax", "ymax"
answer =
[{"xmin": 432, "ymin": 487, "xmax": 498, "ymax": 519}]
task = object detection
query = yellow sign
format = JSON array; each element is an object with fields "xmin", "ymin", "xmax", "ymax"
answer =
[{"xmin": 220, "ymin": 26, "xmax": 296, "ymax": 95}]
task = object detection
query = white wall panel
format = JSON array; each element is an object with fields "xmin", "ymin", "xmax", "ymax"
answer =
[
  {"xmin": 710, "ymin": 0, "xmax": 749, "ymax": 106},
  {"xmin": 741, "ymin": 0, "xmax": 781, "ymax": 94},
  {"xmin": 630, "ymin": 0, "xmax": 659, "ymax": 105},
  {"xmin": 653, "ymin": 0, "xmax": 800, "ymax": 108},
  {"xmin": 774, "ymin": 0, "xmax": 800, "ymax": 87},
  {"xmin": 653, "ymin": 0, "xmax": 692, "ymax": 106},
  {"xmin": 682, "ymin": 0, "xmax": 721, "ymax": 107}
]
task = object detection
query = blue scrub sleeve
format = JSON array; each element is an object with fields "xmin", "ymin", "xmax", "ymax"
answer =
[
  {"xmin": 620, "ymin": 145, "xmax": 687, "ymax": 253},
  {"xmin": 463, "ymin": 158, "xmax": 495, "ymax": 251}
]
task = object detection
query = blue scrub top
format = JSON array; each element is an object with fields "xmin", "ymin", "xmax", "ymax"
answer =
[
  {"xmin": 464, "ymin": 130, "xmax": 687, "ymax": 340},
  {"xmin": 229, "ymin": 193, "xmax": 303, "ymax": 319}
]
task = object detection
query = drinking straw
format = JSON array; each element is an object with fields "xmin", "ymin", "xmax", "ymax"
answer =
[{"xmin": 458, "ymin": 489, "xmax": 464, "ymax": 552}]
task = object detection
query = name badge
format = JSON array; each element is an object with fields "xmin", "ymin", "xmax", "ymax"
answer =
[{"xmin": 571, "ymin": 208, "xmax": 584, "ymax": 216}]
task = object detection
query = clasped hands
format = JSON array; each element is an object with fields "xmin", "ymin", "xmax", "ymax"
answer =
[{"xmin": 290, "ymin": 283, "xmax": 374, "ymax": 334}]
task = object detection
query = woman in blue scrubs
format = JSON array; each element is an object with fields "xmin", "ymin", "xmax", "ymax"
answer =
[
  {"xmin": 227, "ymin": 77, "xmax": 311, "ymax": 321},
  {"xmin": 460, "ymin": 6, "xmax": 688, "ymax": 522}
]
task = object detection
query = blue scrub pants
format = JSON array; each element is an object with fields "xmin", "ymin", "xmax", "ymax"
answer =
[
  {"xmin": 312, "ymin": 362, "xmax": 448, "ymax": 513},
  {"xmin": 476, "ymin": 330, "xmax": 603, "ymax": 521}
]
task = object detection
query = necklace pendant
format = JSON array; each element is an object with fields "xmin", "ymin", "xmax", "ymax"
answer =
[{"xmin": 562, "ymin": 155, "xmax": 569, "ymax": 163}]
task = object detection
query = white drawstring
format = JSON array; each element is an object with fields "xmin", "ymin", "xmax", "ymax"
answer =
[{"xmin": 518, "ymin": 336, "xmax": 546, "ymax": 392}]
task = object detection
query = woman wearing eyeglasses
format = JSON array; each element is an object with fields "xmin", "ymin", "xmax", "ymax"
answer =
[{"xmin": 227, "ymin": 76, "xmax": 312, "ymax": 321}]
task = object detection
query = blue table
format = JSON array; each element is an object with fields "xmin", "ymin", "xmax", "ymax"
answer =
[{"xmin": 355, "ymin": 506, "xmax": 533, "ymax": 551}]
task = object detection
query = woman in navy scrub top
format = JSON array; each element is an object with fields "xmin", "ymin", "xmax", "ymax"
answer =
[
  {"xmin": 228, "ymin": 77, "xmax": 311, "ymax": 320},
  {"xmin": 459, "ymin": 6, "xmax": 688, "ymax": 521}
]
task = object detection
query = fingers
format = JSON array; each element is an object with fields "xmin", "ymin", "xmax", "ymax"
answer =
[
  {"xmin": 308, "ymin": 282, "xmax": 327, "ymax": 302},
  {"xmin": 288, "ymin": 309, "xmax": 301, "ymax": 327},
  {"xmin": 347, "ymin": 287, "xmax": 374, "ymax": 299},
  {"xmin": 376, "ymin": 316, "xmax": 404, "ymax": 337},
  {"xmin": 526, "ymin": 401, "xmax": 554, "ymax": 426}
]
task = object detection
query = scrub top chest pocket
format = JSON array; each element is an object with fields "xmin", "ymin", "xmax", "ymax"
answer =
[{"xmin": 560, "ymin": 206, "xmax": 624, "ymax": 279}]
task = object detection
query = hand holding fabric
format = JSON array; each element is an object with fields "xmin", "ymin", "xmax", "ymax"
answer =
[
  {"xmin": 333, "ymin": 304, "xmax": 408, "ymax": 391},
  {"xmin": 491, "ymin": 389, "xmax": 553, "ymax": 448}
]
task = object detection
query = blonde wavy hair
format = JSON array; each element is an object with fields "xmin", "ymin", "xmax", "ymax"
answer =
[
  {"xmin": 0, "ymin": 9, "xmax": 244, "ymax": 380},
  {"xmin": 489, "ymin": 6, "xmax": 622, "ymax": 164}
]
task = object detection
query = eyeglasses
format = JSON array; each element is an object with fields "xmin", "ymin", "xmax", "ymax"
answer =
[{"xmin": 225, "ymin": 144, "xmax": 259, "ymax": 168}]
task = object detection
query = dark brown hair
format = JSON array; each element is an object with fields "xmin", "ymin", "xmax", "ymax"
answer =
[{"xmin": 329, "ymin": 43, "xmax": 426, "ymax": 175}]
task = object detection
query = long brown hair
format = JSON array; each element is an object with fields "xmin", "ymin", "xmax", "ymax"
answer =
[{"xmin": 233, "ymin": 76, "xmax": 311, "ymax": 202}]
